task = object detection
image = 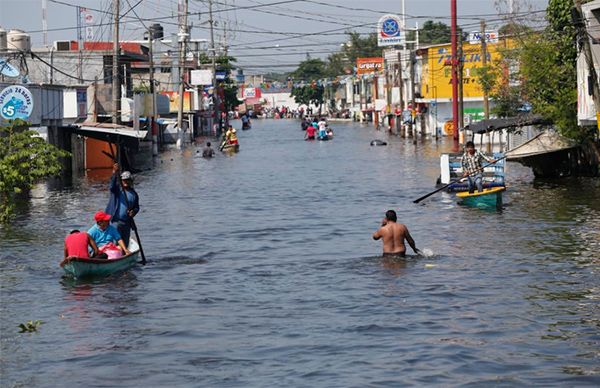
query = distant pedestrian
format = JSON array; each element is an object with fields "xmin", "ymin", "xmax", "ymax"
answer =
[{"xmin": 202, "ymin": 142, "xmax": 215, "ymax": 158}]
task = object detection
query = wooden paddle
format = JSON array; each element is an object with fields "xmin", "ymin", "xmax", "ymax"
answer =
[
  {"xmin": 413, "ymin": 155, "xmax": 507, "ymax": 204},
  {"xmin": 108, "ymin": 143, "xmax": 147, "ymax": 264}
]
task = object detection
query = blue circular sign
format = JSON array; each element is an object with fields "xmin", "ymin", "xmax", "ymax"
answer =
[
  {"xmin": 0, "ymin": 85, "xmax": 34, "ymax": 120},
  {"xmin": 381, "ymin": 18, "xmax": 400, "ymax": 37}
]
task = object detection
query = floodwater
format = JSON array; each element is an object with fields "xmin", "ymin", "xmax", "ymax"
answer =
[{"xmin": 1, "ymin": 120, "xmax": 599, "ymax": 387}]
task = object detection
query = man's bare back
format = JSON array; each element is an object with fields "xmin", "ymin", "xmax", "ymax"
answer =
[{"xmin": 373, "ymin": 211, "xmax": 418, "ymax": 256}]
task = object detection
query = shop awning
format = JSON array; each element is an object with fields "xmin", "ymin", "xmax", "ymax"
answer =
[
  {"xmin": 245, "ymin": 97, "xmax": 262, "ymax": 105},
  {"xmin": 505, "ymin": 131, "xmax": 577, "ymax": 160},
  {"xmin": 64, "ymin": 123, "xmax": 148, "ymax": 147},
  {"xmin": 463, "ymin": 114, "xmax": 550, "ymax": 134}
]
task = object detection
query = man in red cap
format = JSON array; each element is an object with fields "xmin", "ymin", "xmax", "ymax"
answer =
[{"xmin": 87, "ymin": 211, "xmax": 130, "ymax": 256}]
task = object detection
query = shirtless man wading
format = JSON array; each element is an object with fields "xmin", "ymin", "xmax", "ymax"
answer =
[{"xmin": 372, "ymin": 210, "xmax": 419, "ymax": 257}]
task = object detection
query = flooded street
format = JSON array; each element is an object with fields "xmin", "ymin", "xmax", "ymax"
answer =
[{"xmin": 1, "ymin": 119, "xmax": 599, "ymax": 386}]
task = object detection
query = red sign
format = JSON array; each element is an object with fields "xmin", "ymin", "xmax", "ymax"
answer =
[{"xmin": 356, "ymin": 57, "xmax": 384, "ymax": 75}]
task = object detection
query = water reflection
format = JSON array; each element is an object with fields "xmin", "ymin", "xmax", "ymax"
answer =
[{"xmin": 2, "ymin": 120, "xmax": 600, "ymax": 386}]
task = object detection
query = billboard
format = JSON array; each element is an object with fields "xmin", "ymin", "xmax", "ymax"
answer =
[
  {"xmin": 420, "ymin": 40, "xmax": 509, "ymax": 100},
  {"xmin": 0, "ymin": 85, "xmax": 34, "ymax": 120},
  {"xmin": 242, "ymin": 87, "xmax": 261, "ymax": 99},
  {"xmin": 468, "ymin": 31, "xmax": 499, "ymax": 44},
  {"xmin": 190, "ymin": 69, "xmax": 213, "ymax": 86},
  {"xmin": 377, "ymin": 14, "xmax": 403, "ymax": 47},
  {"xmin": 356, "ymin": 57, "xmax": 384, "ymax": 75}
]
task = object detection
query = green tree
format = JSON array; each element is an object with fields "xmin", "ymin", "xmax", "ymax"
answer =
[
  {"xmin": 290, "ymin": 58, "xmax": 327, "ymax": 81},
  {"xmin": 477, "ymin": 55, "xmax": 524, "ymax": 118},
  {"xmin": 291, "ymin": 84, "xmax": 324, "ymax": 108},
  {"xmin": 0, "ymin": 119, "xmax": 69, "ymax": 223},
  {"xmin": 341, "ymin": 32, "xmax": 382, "ymax": 64},
  {"xmin": 288, "ymin": 32, "xmax": 383, "ymax": 79},
  {"xmin": 515, "ymin": 0, "xmax": 588, "ymax": 139},
  {"xmin": 325, "ymin": 52, "xmax": 352, "ymax": 78},
  {"xmin": 198, "ymin": 54, "xmax": 242, "ymax": 112},
  {"xmin": 407, "ymin": 21, "xmax": 461, "ymax": 45},
  {"xmin": 498, "ymin": 22, "xmax": 532, "ymax": 38}
]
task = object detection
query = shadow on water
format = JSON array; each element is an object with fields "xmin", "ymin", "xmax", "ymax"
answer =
[
  {"xmin": 358, "ymin": 252, "xmax": 441, "ymax": 277},
  {"xmin": 60, "ymin": 269, "xmax": 139, "ymax": 289},
  {"xmin": 145, "ymin": 255, "xmax": 209, "ymax": 267}
]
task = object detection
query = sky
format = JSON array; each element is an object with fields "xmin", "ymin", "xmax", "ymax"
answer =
[{"xmin": 1, "ymin": 0, "xmax": 549, "ymax": 74}]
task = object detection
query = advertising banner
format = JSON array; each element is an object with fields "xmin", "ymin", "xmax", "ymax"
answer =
[
  {"xmin": 356, "ymin": 57, "xmax": 384, "ymax": 75},
  {"xmin": 468, "ymin": 31, "xmax": 499, "ymax": 44},
  {"xmin": 377, "ymin": 14, "xmax": 403, "ymax": 47},
  {"xmin": 0, "ymin": 85, "xmax": 34, "ymax": 120},
  {"xmin": 242, "ymin": 87, "xmax": 261, "ymax": 99},
  {"xmin": 190, "ymin": 69, "xmax": 213, "ymax": 86}
]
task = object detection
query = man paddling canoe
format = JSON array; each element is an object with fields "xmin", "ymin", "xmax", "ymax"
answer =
[{"xmin": 372, "ymin": 210, "xmax": 419, "ymax": 257}]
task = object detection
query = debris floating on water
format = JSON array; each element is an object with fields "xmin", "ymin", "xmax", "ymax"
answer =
[{"xmin": 371, "ymin": 139, "xmax": 387, "ymax": 146}]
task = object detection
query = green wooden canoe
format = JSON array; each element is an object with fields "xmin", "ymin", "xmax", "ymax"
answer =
[
  {"xmin": 456, "ymin": 186, "xmax": 506, "ymax": 209},
  {"xmin": 60, "ymin": 239, "xmax": 140, "ymax": 278}
]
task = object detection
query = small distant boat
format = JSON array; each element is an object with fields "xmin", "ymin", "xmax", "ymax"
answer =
[
  {"xmin": 60, "ymin": 239, "xmax": 140, "ymax": 278},
  {"xmin": 456, "ymin": 186, "xmax": 506, "ymax": 209},
  {"xmin": 221, "ymin": 143, "xmax": 240, "ymax": 152}
]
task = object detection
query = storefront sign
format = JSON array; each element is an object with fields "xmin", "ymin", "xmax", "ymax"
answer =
[
  {"xmin": 0, "ymin": 85, "xmax": 34, "ymax": 120},
  {"xmin": 356, "ymin": 57, "xmax": 384, "ymax": 75},
  {"xmin": 243, "ymin": 87, "xmax": 261, "ymax": 99},
  {"xmin": 191, "ymin": 69, "xmax": 213, "ymax": 85},
  {"xmin": 468, "ymin": 31, "xmax": 498, "ymax": 44},
  {"xmin": 377, "ymin": 14, "xmax": 403, "ymax": 47}
]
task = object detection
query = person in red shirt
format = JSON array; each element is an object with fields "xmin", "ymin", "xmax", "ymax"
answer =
[
  {"xmin": 305, "ymin": 124, "xmax": 316, "ymax": 140},
  {"xmin": 64, "ymin": 230, "xmax": 100, "ymax": 259}
]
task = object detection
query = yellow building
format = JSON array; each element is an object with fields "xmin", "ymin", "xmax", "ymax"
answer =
[
  {"xmin": 420, "ymin": 39, "xmax": 512, "ymax": 99},
  {"xmin": 417, "ymin": 38, "xmax": 513, "ymax": 135}
]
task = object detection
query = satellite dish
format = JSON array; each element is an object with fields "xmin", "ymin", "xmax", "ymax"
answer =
[{"xmin": 0, "ymin": 58, "xmax": 20, "ymax": 78}]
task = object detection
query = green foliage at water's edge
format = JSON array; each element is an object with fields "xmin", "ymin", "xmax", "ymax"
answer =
[{"xmin": 0, "ymin": 119, "xmax": 70, "ymax": 223}]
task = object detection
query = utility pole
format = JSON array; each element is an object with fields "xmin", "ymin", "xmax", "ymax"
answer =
[
  {"xmin": 458, "ymin": 32, "xmax": 464, "ymax": 131},
  {"xmin": 93, "ymin": 76, "xmax": 98, "ymax": 122},
  {"xmin": 373, "ymin": 74, "xmax": 379, "ymax": 128},
  {"xmin": 397, "ymin": 50, "xmax": 404, "ymax": 136},
  {"xmin": 209, "ymin": 0, "xmax": 219, "ymax": 135},
  {"xmin": 385, "ymin": 57, "xmax": 392, "ymax": 131},
  {"xmin": 148, "ymin": 29, "xmax": 158, "ymax": 156},
  {"xmin": 410, "ymin": 50, "xmax": 416, "ymax": 140},
  {"xmin": 42, "ymin": 0, "xmax": 48, "ymax": 47},
  {"xmin": 223, "ymin": 20, "xmax": 229, "ymax": 130},
  {"xmin": 481, "ymin": 20, "xmax": 489, "ymax": 120},
  {"xmin": 76, "ymin": 6, "xmax": 83, "ymax": 83},
  {"xmin": 450, "ymin": 0, "xmax": 459, "ymax": 151},
  {"xmin": 177, "ymin": 0, "xmax": 189, "ymax": 148},
  {"xmin": 112, "ymin": 0, "xmax": 121, "ymax": 125}
]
